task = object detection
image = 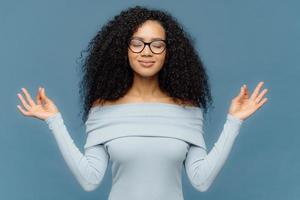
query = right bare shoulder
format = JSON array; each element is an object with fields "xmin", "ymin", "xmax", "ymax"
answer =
[
  {"xmin": 91, "ymin": 98, "xmax": 121, "ymax": 108},
  {"xmin": 91, "ymin": 99, "xmax": 103, "ymax": 107},
  {"xmin": 92, "ymin": 99, "xmax": 105, "ymax": 107}
]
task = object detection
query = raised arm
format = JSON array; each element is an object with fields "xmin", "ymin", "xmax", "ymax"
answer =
[
  {"xmin": 184, "ymin": 114, "xmax": 243, "ymax": 192},
  {"xmin": 185, "ymin": 81, "xmax": 269, "ymax": 192},
  {"xmin": 17, "ymin": 87, "xmax": 109, "ymax": 191}
]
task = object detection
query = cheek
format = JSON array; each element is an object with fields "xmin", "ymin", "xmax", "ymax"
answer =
[
  {"xmin": 157, "ymin": 53, "xmax": 166, "ymax": 65},
  {"xmin": 128, "ymin": 51, "xmax": 137, "ymax": 65}
]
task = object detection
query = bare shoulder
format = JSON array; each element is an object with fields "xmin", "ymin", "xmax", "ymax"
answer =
[
  {"xmin": 173, "ymin": 98, "xmax": 196, "ymax": 107},
  {"xmin": 92, "ymin": 100, "xmax": 101, "ymax": 107},
  {"xmin": 182, "ymin": 100, "xmax": 196, "ymax": 106},
  {"xmin": 91, "ymin": 97, "xmax": 128, "ymax": 107},
  {"xmin": 92, "ymin": 100, "xmax": 112, "ymax": 107}
]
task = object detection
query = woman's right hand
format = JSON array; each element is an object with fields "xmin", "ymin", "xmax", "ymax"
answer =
[{"xmin": 17, "ymin": 87, "xmax": 60, "ymax": 121}]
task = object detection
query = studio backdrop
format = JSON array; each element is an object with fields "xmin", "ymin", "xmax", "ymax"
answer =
[{"xmin": 0, "ymin": 1, "xmax": 299, "ymax": 200}]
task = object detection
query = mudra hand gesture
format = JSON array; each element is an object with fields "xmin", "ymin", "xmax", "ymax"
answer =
[
  {"xmin": 17, "ymin": 87, "xmax": 59, "ymax": 121},
  {"xmin": 228, "ymin": 81, "xmax": 268, "ymax": 121}
]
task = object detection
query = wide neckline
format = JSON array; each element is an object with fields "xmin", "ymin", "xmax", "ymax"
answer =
[{"xmin": 90, "ymin": 102, "xmax": 201, "ymax": 110}]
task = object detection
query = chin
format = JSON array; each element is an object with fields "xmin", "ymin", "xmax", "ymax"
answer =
[
  {"xmin": 134, "ymin": 66, "xmax": 162, "ymax": 77},
  {"xmin": 135, "ymin": 70, "xmax": 159, "ymax": 78},
  {"xmin": 130, "ymin": 60, "xmax": 163, "ymax": 76}
]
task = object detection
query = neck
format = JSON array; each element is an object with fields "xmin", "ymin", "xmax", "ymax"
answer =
[{"xmin": 127, "ymin": 73, "xmax": 165, "ymax": 98}]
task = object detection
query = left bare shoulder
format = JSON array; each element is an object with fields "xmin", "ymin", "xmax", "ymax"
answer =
[{"xmin": 166, "ymin": 97, "xmax": 196, "ymax": 106}]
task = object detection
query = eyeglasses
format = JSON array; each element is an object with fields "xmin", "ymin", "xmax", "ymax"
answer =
[{"xmin": 128, "ymin": 38, "xmax": 167, "ymax": 54}]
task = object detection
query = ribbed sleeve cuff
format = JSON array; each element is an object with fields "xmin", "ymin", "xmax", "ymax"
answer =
[
  {"xmin": 225, "ymin": 114, "xmax": 244, "ymax": 138},
  {"xmin": 45, "ymin": 112, "xmax": 64, "ymax": 130},
  {"xmin": 227, "ymin": 114, "xmax": 243, "ymax": 125}
]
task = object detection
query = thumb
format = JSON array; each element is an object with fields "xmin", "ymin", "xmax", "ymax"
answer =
[
  {"xmin": 41, "ymin": 88, "xmax": 50, "ymax": 102},
  {"xmin": 234, "ymin": 85, "xmax": 244, "ymax": 101},
  {"xmin": 239, "ymin": 85, "xmax": 245, "ymax": 96}
]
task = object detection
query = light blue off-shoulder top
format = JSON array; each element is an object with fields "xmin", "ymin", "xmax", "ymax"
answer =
[{"xmin": 45, "ymin": 102, "xmax": 243, "ymax": 200}]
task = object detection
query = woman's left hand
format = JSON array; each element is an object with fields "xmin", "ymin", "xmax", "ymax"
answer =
[{"xmin": 228, "ymin": 81, "xmax": 269, "ymax": 121}]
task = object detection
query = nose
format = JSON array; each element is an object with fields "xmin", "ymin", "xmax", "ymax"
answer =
[{"xmin": 141, "ymin": 44, "xmax": 152, "ymax": 55}]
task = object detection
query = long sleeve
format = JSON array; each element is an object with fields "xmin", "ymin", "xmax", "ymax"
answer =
[
  {"xmin": 45, "ymin": 112, "xmax": 109, "ymax": 192},
  {"xmin": 184, "ymin": 114, "xmax": 243, "ymax": 192}
]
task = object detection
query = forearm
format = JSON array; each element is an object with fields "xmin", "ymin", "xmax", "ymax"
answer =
[
  {"xmin": 185, "ymin": 114, "xmax": 243, "ymax": 191},
  {"xmin": 45, "ymin": 112, "xmax": 108, "ymax": 191}
]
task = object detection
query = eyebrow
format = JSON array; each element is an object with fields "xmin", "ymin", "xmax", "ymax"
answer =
[{"xmin": 131, "ymin": 36, "xmax": 165, "ymax": 41}]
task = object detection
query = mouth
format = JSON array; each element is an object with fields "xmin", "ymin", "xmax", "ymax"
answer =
[{"xmin": 138, "ymin": 60, "xmax": 156, "ymax": 67}]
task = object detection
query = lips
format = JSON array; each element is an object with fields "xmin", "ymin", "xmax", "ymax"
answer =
[
  {"xmin": 138, "ymin": 60, "xmax": 155, "ymax": 67},
  {"xmin": 138, "ymin": 60, "xmax": 155, "ymax": 63}
]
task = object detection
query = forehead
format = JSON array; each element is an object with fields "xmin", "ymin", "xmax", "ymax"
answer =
[{"xmin": 131, "ymin": 20, "xmax": 166, "ymax": 40}]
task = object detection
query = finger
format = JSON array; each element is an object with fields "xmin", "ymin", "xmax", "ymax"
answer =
[
  {"xmin": 36, "ymin": 87, "xmax": 42, "ymax": 105},
  {"xmin": 256, "ymin": 97, "xmax": 268, "ymax": 109},
  {"xmin": 238, "ymin": 85, "xmax": 244, "ymax": 97},
  {"xmin": 232, "ymin": 86, "xmax": 243, "ymax": 102},
  {"xmin": 21, "ymin": 88, "xmax": 36, "ymax": 106},
  {"xmin": 16, "ymin": 104, "xmax": 31, "ymax": 116},
  {"xmin": 255, "ymin": 88, "xmax": 268, "ymax": 104},
  {"xmin": 243, "ymin": 85, "xmax": 248, "ymax": 94},
  {"xmin": 17, "ymin": 93, "xmax": 31, "ymax": 111},
  {"xmin": 250, "ymin": 81, "xmax": 264, "ymax": 101},
  {"xmin": 240, "ymin": 84, "xmax": 248, "ymax": 99},
  {"xmin": 234, "ymin": 85, "xmax": 247, "ymax": 102}
]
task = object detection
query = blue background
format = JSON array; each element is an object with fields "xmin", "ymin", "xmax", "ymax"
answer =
[{"xmin": 1, "ymin": 0, "xmax": 299, "ymax": 199}]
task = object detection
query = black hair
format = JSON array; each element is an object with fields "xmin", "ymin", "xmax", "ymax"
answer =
[{"xmin": 77, "ymin": 5, "xmax": 213, "ymax": 125}]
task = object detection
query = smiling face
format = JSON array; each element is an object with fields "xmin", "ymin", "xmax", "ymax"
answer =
[{"xmin": 128, "ymin": 20, "xmax": 167, "ymax": 78}]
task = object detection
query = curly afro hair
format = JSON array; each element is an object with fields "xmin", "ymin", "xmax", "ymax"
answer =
[{"xmin": 77, "ymin": 5, "xmax": 213, "ymax": 124}]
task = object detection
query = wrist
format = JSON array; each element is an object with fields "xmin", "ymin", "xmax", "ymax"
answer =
[{"xmin": 227, "ymin": 113, "xmax": 244, "ymax": 122}]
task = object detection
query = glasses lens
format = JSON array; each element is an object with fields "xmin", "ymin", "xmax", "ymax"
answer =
[
  {"xmin": 129, "ymin": 39, "xmax": 166, "ymax": 54},
  {"xmin": 129, "ymin": 39, "xmax": 144, "ymax": 53},
  {"xmin": 150, "ymin": 41, "xmax": 166, "ymax": 54}
]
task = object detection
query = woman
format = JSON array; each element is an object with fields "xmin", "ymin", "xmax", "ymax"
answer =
[{"xmin": 16, "ymin": 6, "xmax": 268, "ymax": 200}]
